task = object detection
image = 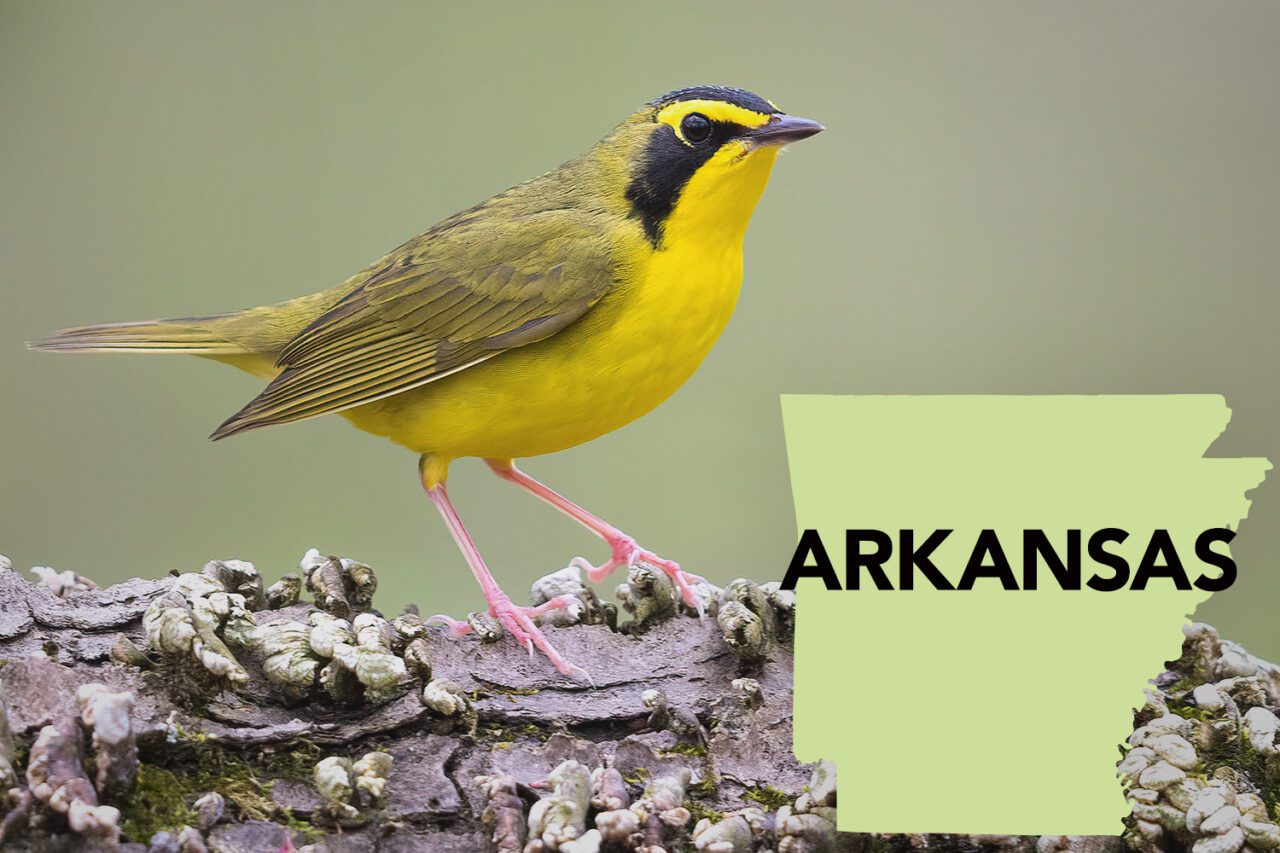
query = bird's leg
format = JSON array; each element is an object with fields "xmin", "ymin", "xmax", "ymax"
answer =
[
  {"xmin": 419, "ymin": 458, "xmax": 586, "ymax": 679},
  {"xmin": 425, "ymin": 599, "xmax": 576, "ymax": 639},
  {"xmin": 485, "ymin": 458, "xmax": 707, "ymax": 616}
]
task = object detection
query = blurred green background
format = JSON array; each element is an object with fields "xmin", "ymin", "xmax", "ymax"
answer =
[{"xmin": 2, "ymin": 2, "xmax": 1277, "ymax": 653}]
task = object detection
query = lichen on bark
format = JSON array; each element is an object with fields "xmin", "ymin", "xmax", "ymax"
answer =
[
  {"xmin": 2, "ymin": 553, "xmax": 1277, "ymax": 853},
  {"xmin": 0, "ymin": 554, "xmax": 812, "ymax": 852}
]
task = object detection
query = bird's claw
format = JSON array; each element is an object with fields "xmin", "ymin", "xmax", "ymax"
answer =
[
  {"xmin": 571, "ymin": 537, "xmax": 707, "ymax": 619},
  {"xmin": 480, "ymin": 594, "xmax": 590, "ymax": 682},
  {"xmin": 428, "ymin": 596, "xmax": 593, "ymax": 681},
  {"xmin": 497, "ymin": 593, "xmax": 594, "ymax": 686},
  {"xmin": 425, "ymin": 613, "xmax": 472, "ymax": 637}
]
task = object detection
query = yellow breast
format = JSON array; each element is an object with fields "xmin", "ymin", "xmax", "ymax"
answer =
[{"xmin": 342, "ymin": 146, "xmax": 780, "ymax": 462}]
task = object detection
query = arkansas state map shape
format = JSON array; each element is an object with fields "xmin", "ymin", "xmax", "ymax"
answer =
[{"xmin": 782, "ymin": 395, "xmax": 1271, "ymax": 835}]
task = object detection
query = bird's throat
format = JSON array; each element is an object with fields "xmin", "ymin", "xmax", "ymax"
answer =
[{"xmin": 661, "ymin": 147, "xmax": 779, "ymax": 249}]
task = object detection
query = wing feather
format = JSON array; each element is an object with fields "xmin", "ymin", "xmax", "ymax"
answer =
[{"xmin": 211, "ymin": 208, "xmax": 617, "ymax": 440}]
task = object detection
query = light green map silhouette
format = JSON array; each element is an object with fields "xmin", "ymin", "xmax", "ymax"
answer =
[{"xmin": 782, "ymin": 396, "xmax": 1271, "ymax": 835}]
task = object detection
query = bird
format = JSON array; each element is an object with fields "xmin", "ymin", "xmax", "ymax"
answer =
[{"xmin": 30, "ymin": 85, "xmax": 823, "ymax": 679}]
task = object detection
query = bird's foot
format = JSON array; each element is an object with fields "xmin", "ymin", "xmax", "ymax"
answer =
[
  {"xmin": 571, "ymin": 535, "xmax": 707, "ymax": 618},
  {"xmin": 425, "ymin": 597, "xmax": 571, "ymax": 637},
  {"xmin": 426, "ymin": 595, "xmax": 591, "ymax": 683}
]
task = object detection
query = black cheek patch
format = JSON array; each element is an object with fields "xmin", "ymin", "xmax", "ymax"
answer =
[{"xmin": 625, "ymin": 124, "xmax": 723, "ymax": 246}]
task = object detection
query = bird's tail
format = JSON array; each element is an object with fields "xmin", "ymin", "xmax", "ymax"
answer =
[{"xmin": 28, "ymin": 313, "xmax": 250, "ymax": 355}]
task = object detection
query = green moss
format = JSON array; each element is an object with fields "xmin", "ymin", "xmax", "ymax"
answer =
[
  {"xmin": 477, "ymin": 720, "xmax": 550, "ymax": 743},
  {"xmin": 1229, "ymin": 742, "xmax": 1280, "ymax": 813},
  {"xmin": 257, "ymin": 740, "xmax": 324, "ymax": 782},
  {"xmin": 279, "ymin": 807, "xmax": 323, "ymax": 844},
  {"xmin": 119, "ymin": 764, "xmax": 200, "ymax": 841},
  {"xmin": 659, "ymin": 742, "xmax": 708, "ymax": 758},
  {"xmin": 11, "ymin": 742, "xmax": 29, "ymax": 773},
  {"xmin": 685, "ymin": 798, "xmax": 721, "ymax": 826},
  {"xmin": 1168, "ymin": 705, "xmax": 1211, "ymax": 722},
  {"xmin": 686, "ymin": 771, "xmax": 718, "ymax": 800},
  {"xmin": 474, "ymin": 678, "xmax": 540, "ymax": 697},
  {"xmin": 171, "ymin": 720, "xmax": 210, "ymax": 745},
  {"xmin": 622, "ymin": 766, "xmax": 651, "ymax": 787},
  {"xmin": 1165, "ymin": 694, "xmax": 1216, "ymax": 723},
  {"xmin": 683, "ymin": 769, "xmax": 721, "ymax": 827},
  {"xmin": 1189, "ymin": 720, "xmax": 1280, "ymax": 815},
  {"xmin": 742, "ymin": 783, "xmax": 791, "ymax": 811},
  {"xmin": 118, "ymin": 736, "xmax": 326, "ymax": 842}
]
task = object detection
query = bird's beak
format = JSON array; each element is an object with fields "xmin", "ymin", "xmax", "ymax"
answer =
[{"xmin": 741, "ymin": 114, "xmax": 825, "ymax": 148}]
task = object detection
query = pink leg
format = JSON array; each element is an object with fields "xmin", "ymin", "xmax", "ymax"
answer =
[
  {"xmin": 486, "ymin": 459, "xmax": 707, "ymax": 616},
  {"xmin": 421, "ymin": 475, "xmax": 586, "ymax": 680},
  {"xmin": 425, "ymin": 598, "xmax": 574, "ymax": 640}
]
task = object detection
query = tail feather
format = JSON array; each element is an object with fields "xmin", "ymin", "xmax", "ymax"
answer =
[{"xmin": 28, "ymin": 315, "xmax": 248, "ymax": 354}]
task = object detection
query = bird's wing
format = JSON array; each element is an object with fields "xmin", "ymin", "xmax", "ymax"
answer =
[{"xmin": 211, "ymin": 208, "xmax": 617, "ymax": 439}]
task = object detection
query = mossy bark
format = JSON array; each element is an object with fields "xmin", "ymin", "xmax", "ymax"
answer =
[
  {"xmin": 0, "ymin": 569, "xmax": 813, "ymax": 851},
  {"xmin": 0, "ymin": 568, "xmax": 1135, "ymax": 853}
]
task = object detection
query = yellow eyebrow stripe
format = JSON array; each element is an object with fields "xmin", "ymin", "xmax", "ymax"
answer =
[{"xmin": 656, "ymin": 99, "xmax": 774, "ymax": 144}]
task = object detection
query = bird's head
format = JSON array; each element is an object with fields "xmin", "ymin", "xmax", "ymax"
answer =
[{"xmin": 596, "ymin": 85, "xmax": 823, "ymax": 246}]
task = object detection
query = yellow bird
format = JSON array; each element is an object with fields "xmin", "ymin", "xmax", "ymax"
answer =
[{"xmin": 31, "ymin": 85, "xmax": 822, "ymax": 678}]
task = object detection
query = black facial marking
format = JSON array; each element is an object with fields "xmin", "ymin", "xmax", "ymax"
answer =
[
  {"xmin": 652, "ymin": 85, "xmax": 780, "ymax": 116},
  {"xmin": 623, "ymin": 86, "xmax": 778, "ymax": 246},
  {"xmin": 625, "ymin": 119, "xmax": 744, "ymax": 246}
]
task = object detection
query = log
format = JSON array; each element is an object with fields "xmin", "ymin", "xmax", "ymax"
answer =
[{"xmin": 0, "ymin": 554, "xmax": 1273, "ymax": 853}]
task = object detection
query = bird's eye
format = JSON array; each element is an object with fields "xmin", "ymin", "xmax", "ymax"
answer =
[{"xmin": 681, "ymin": 113, "xmax": 712, "ymax": 144}]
